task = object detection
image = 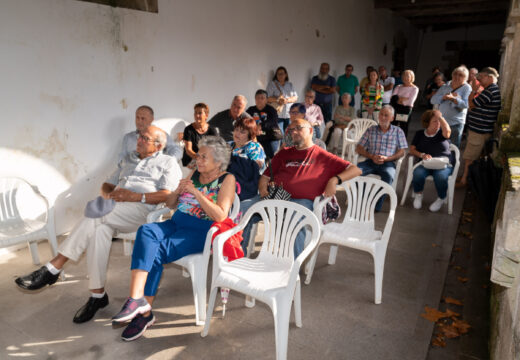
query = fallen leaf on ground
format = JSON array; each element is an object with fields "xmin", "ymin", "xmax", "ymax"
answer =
[
  {"xmin": 445, "ymin": 309, "xmax": 460, "ymax": 318},
  {"xmin": 432, "ymin": 243, "xmax": 439, "ymax": 247},
  {"xmin": 444, "ymin": 297, "xmax": 463, "ymax": 306},
  {"xmin": 421, "ymin": 307, "xmax": 460, "ymax": 322},
  {"xmin": 439, "ymin": 324, "xmax": 461, "ymax": 338},
  {"xmin": 454, "ymin": 247, "xmax": 462, "ymax": 252},
  {"xmin": 458, "ymin": 276, "xmax": 469, "ymax": 283},
  {"xmin": 452, "ymin": 319, "xmax": 471, "ymax": 334},
  {"xmin": 431, "ymin": 334, "xmax": 446, "ymax": 347},
  {"xmin": 462, "ymin": 211, "xmax": 473, "ymax": 216}
]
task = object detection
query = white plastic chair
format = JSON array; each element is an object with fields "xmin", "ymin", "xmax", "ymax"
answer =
[
  {"xmin": 201, "ymin": 200, "xmax": 321, "ymax": 360},
  {"xmin": 0, "ymin": 177, "xmax": 58, "ymax": 265},
  {"xmin": 152, "ymin": 118, "xmax": 190, "ymax": 145},
  {"xmin": 400, "ymin": 144, "xmax": 460, "ymax": 214},
  {"xmin": 304, "ymin": 177, "xmax": 397, "ymax": 304},
  {"xmin": 341, "ymin": 118, "xmax": 377, "ymax": 163}
]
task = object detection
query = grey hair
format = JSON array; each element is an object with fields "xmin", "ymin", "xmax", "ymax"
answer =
[
  {"xmin": 469, "ymin": 67, "xmax": 478, "ymax": 74},
  {"xmin": 341, "ymin": 92, "xmax": 352, "ymax": 101},
  {"xmin": 233, "ymin": 94, "xmax": 247, "ymax": 105},
  {"xmin": 452, "ymin": 66, "xmax": 469, "ymax": 81},
  {"xmin": 152, "ymin": 128, "xmax": 167, "ymax": 149},
  {"xmin": 381, "ymin": 104, "xmax": 395, "ymax": 116},
  {"xmin": 306, "ymin": 89, "xmax": 316, "ymax": 96},
  {"xmin": 198, "ymin": 136, "xmax": 231, "ymax": 171}
]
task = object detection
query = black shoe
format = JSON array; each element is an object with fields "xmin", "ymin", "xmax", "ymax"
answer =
[
  {"xmin": 73, "ymin": 294, "xmax": 109, "ymax": 323},
  {"xmin": 15, "ymin": 266, "xmax": 60, "ymax": 290}
]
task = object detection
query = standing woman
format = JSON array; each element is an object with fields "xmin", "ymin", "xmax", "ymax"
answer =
[
  {"xmin": 430, "ymin": 66, "xmax": 471, "ymax": 147},
  {"xmin": 266, "ymin": 66, "xmax": 298, "ymax": 135},
  {"xmin": 361, "ymin": 68, "xmax": 384, "ymax": 120},
  {"xmin": 182, "ymin": 103, "xmax": 218, "ymax": 167},
  {"xmin": 391, "ymin": 69, "xmax": 419, "ymax": 136}
]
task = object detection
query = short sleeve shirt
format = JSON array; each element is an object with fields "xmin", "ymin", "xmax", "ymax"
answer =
[
  {"xmin": 358, "ymin": 125, "xmax": 408, "ymax": 157},
  {"xmin": 466, "ymin": 83, "xmax": 501, "ymax": 134},
  {"xmin": 412, "ymin": 129, "xmax": 453, "ymax": 165},
  {"xmin": 266, "ymin": 80, "xmax": 298, "ymax": 118},
  {"xmin": 263, "ymin": 145, "xmax": 350, "ymax": 200},
  {"xmin": 311, "ymin": 75, "xmax": 337, "ymax": 104},
  {"xmin": 230, "ymin": 141, "xmax": 266, "ymax": 173},
  {"xmin": 336, "ymin": 74, "xmax": 359, "ymax": 96},
  {"xmin": 182, "ymin": 125, "xmax": 218, "ymax": 166}
]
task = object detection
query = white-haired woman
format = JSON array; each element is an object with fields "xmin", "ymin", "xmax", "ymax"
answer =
[
  {"xmin": 391, "ymin": 69, "xmax": 419, "ymax": 136},
  {"xmin": 325, "ymin": 92, "xmax": 356, "ymax": 154},
  {"xmin": 112, "ymin": 136, "xmax": 235, "ymax": 341},
  {"xmin": 430, "ymin": 66, "xmax": 471, "ymax": 147}
]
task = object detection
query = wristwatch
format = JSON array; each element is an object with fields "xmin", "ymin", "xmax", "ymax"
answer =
[
  {"xmin": 335, "ymin": 175, "xmax": 342, "ymax": 184},
  {"xmin": 141, "ymin": 193, "xmax": 146, "ymax": 204}
]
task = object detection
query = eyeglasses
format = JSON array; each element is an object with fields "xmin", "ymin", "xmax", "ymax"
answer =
[
  {"xmin": 289, "ymin": 110, "xmax": 301, "ymax": 115},
  {"xmin": 287, "ymin": 125, "xmax": 310, "ymax": 132},
  {"xmin": 138, "ymin": 134, "xmax": 156, "ymax": 143}
]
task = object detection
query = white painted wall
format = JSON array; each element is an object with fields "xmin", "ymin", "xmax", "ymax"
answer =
[{"xmin": 0, "ymin": 0, "xmax": 418, "ymax": 234}]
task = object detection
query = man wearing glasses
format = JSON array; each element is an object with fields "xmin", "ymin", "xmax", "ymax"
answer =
[
  {"xmin": 260, "ymin": 118, "xmax": 361, "ymax": 256},
  {"xmin": 119, "ymin": 105, "xmax": 182, "ymax": 162},
  {"xmin": 457, "ymin": 67, "xmax": 501, "ymax": 187},
  {"xmin": 15, "ymin": 126, "xmax": 182, "ymax": 324}
]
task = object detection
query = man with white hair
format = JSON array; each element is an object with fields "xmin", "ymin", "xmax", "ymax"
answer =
[
  {"xmin": 15, "ymin": 126, "xmax": 182, "ymax": 324},
  {"xmin": 119, "ymin": 105, "xmax": 182, "ymax": 161},
  {"xmin": 209, "ymin": 95, "xmax": 252, "ymax": 142},
  {"xmin": 457, "ymin": 67, "xmax": 501, "ymax": 187},
  {"xmin": 356, "ymin": 105, "xmax": 408, "ymax": 211}
]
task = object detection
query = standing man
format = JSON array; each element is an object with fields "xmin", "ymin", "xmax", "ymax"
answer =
[
  {"xmin": 120, "ymin": 105, "xmax": 183, "ymax": 162},
  {"xmin": 336, "ymin": 64, "xmax": 359, "ymax": 107},
  {"xmin": 209, "ymin": 95, "xmax": 252, "ymax": 142},
  {"xmin": 311, "ymin": 63, "xmax": 336, "ymax": 123},
  {"xmin": 356, "ymin": 105, "xmax": 408, "ymax": 211},
  {"xmin": 457, "ymin": 67, "xmax": 501, "ymax": 187},
  {"xmin": 378, "ymin": 66, "xmax": 395, "ymax": 106},
  {"xmin": 15, "ymin": 126, "xmax": 182, "ymax": 323}
]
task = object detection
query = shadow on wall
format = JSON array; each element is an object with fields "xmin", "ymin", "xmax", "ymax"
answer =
[{"xmin": 0, "ymin": 148, "xmax": 114, "ymax": 235}]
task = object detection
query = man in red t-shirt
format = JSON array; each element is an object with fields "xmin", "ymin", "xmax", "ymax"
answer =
[{"xmin": 259, "ymin": 118, "xmax": 361, "ymax": 256}]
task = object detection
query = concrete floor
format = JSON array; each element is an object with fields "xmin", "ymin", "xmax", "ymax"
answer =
[{"xmin": 0, "ymin": 180, "xmax": 465, "ymax": 360}]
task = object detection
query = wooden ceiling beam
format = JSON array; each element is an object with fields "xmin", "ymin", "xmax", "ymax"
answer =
[
  {"xmin": 398, "ymin": 3, "xmax": 508, "ymax": 17},
  {"xmin": 410, "ymin": 12, "xmax": 507, "ymax": 26}
]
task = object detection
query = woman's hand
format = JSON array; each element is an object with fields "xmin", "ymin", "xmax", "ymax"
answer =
[
  {"xmin": 178, "ymin": 179, "xmax": 197, "ymax": 195},
  {"xmin": 421, "ymin": 153, "xmax": 432, "ymax": 161},
  {"xmin": 277, "ymin": 96, "xmax": 286, "ymax": 105}
]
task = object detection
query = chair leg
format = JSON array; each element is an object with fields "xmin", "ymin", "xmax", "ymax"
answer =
[
  {"xmin": 201, "ymin": 286, "xmax": 218, "ymax": 337},
  {"xmin": 304, "ymin": 245, "xmax": 320, "ymax": 285},
  {"xmin": 448, "ymin": 184, "xmax": 454, "ymax": 215},
  {"xmin": 373, "ymin": 249, "xmax": 386, "ymax": 305},
  {"xmin": 272, "ymin": 297, "xmax": 292, "ymax": 360},
  {"xmin": 47, "ymin": 227, "xmax": 58, "ymax": 258},
  {"xmin": 328, "ymin": 245, "xmax": 338, "ymax": 265},
  {"xmin": 28, "ymin": 241, "xmax": 40, "ymax": 265},
  {"xmin": 400, "ymin": 175, "xmax": 412, "ymax": 206},
  {"xmin": 247, "ymin": 223, "xmax": 258, "ymax": 256},
  {"xmin": 293, "ymin": 279, "xmax": 302, "ymax": 328},
  {"xmin": 190, "ymin": 265, "xmax": 206, "ymax": 326}
]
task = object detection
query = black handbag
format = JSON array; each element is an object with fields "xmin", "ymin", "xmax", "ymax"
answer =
[{"xmin": 261, "ymin": 172, "xmax": 292, "ymax": 201}]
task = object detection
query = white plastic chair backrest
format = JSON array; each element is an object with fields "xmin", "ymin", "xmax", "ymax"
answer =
[
  {"xmin": 450, "ymin": 144, "xmax": 461, "ymax": 176},
  {"xmin": 344, "ymin": 118, "xmax": 378, "ymax": 144},
  {"xmin": 152, "ymin": 118, "xmax": 190, "ymax": 141},
  {"xmin": 236, "ymin": 200, "xmax": 320, "ymax": 264},
  {"xmin": 342, "ymin": 177, "xmax": 397, "ymax": 226},
  {"xmin": 0, "ymin": 177, "xmax": 47, "ymax": 225},
  {"xmin": 229, "ymin": 193, "xmax": 240, "ymax": 221}
]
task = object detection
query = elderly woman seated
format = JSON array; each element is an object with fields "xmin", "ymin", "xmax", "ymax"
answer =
[
  {"xmin": 112, "ymin": 136, "xmax": 236, "ymax": 341},
  {"xmin": 325, "ymin": 92, "xmax": 356, "ymax": 154},
  {"xmin": 409, "ymin": 110, "xmax": 453, "ymax": 212}
]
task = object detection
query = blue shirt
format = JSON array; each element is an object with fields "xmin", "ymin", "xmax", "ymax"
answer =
[
  {"xmin": 358, "ymin": 124, "xmax": 408, "ymax": 158},
  {"xmin": 430, "ymin": 82, "xmax": 472, "ymax": 126},
  {"xmin": 311, "ymin": 75, "xmax": 336, "ymax": 104}
]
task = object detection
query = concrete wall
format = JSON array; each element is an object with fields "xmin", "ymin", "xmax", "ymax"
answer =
[{"xmin": 0, "ymin": 0, "xmax": 418, "ymax": 234}]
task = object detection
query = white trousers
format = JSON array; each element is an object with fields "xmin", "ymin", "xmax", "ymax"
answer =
[{"xmin": 58, "ymin": 202, "xmax": 149, "ymax": 290}]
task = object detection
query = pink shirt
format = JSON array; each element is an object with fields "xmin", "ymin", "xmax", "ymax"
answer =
[
  {"xmin": 305, "ymin": 104, "xmax": 324, "ymax": 126},
  {"xmin": 392, "ymin": 85, "xmax": 419, "ymax": 107}
]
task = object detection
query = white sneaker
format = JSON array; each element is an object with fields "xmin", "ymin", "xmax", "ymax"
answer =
[
  {"xmin": 413, "ymin": 193, "xmax": 423, "ymax": 209},
  {"xmin": 429, "ymin": 197, "xmax": 446, "ymax": 212}
]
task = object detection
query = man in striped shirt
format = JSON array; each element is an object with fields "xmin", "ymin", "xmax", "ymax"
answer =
[{"xmin": 457, "ymin": 67, "xmax": 501, "ymax": 187}]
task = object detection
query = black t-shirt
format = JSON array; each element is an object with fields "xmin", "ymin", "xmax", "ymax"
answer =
[
  {"xmin": 208, "ymin": 110, "xmax": 252, "ymax": 142},
  {"xmin": 182, "ymin": 124, "xmax": 218, "ymax": 166},
  {"xmin": 412, "ymin": 129, "xmax": 454, "ymax": 165},
  {"xmin": 246, "ymin": 104, "xmax": 280, "ymax": 142}
]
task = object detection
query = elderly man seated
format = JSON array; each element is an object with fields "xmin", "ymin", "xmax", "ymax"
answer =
[
  {"xmin": 260, "ymin": 118, "xmax": 361, "ymax": 256},
  {"xmin": 15, "ymin": 126, "xmax": 182, "ymax": 324},
  {"xmin": 209, "ymin": 95, "xmax": 252, "ymax": 142},
  {"xmin": 120, "ymin": 105, "xmax": 182, "ymax": 161},
  {"xmin": 355, "ymin": 105, "xmax": 408, "ymax": 211}
]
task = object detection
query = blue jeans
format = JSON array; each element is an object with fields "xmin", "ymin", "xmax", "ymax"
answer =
[
  {"xmin": 132, "ymin": 211, "xmax": 213, "ymax": 296},
  {"xmin": 278, "ymin": 118, "xmax": 290, "ymax": 135},
  {"xmin": 449, "ymin": 123, "xmax": 464, "ymax": 148},
  {"xmin": 357, "ymin": 159, "xmax": 396, "ymax": 211},
  {"xmin": 317, "ymin": 102, "xmax": 333, "ymax": 123},
  {"xmin": 412, "ymin": 165, "xmax": 453, "ymax": 199},
  {"xmin": 313, "ymin": 125, "xmax": 321, "ymax": 140},
  {"xmin": 239, "ymin": 195, "xmax": 261, "ymax": 256},
  {"xmin": 290, "ymin": 198, "xmax": 314, "ymax": 258}
]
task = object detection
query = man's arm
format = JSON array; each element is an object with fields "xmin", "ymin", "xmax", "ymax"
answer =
[
  {"xmin": 323, "ymin": 164, "xmax": 362, "ymax": 197},
  {"xmin": 259, "ymin": 175, "xmax": 270, "ymax": 198},
  {"xmin": 107, "ymin": 186, "xmax": 172, "ymax": 204},
  {"xmin": 356, "ymin": 144, "xmax": 373, "ymax": 160}
]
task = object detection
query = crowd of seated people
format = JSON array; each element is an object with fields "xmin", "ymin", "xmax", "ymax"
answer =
[{"xmin": 13, "ymin": 62, "xmax": 501, "ymax": 343}]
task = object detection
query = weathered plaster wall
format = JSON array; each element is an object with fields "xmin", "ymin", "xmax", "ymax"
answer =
[{"xmin": 0, "ymin": 0, "xmax": 418, "ymax": 233}]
